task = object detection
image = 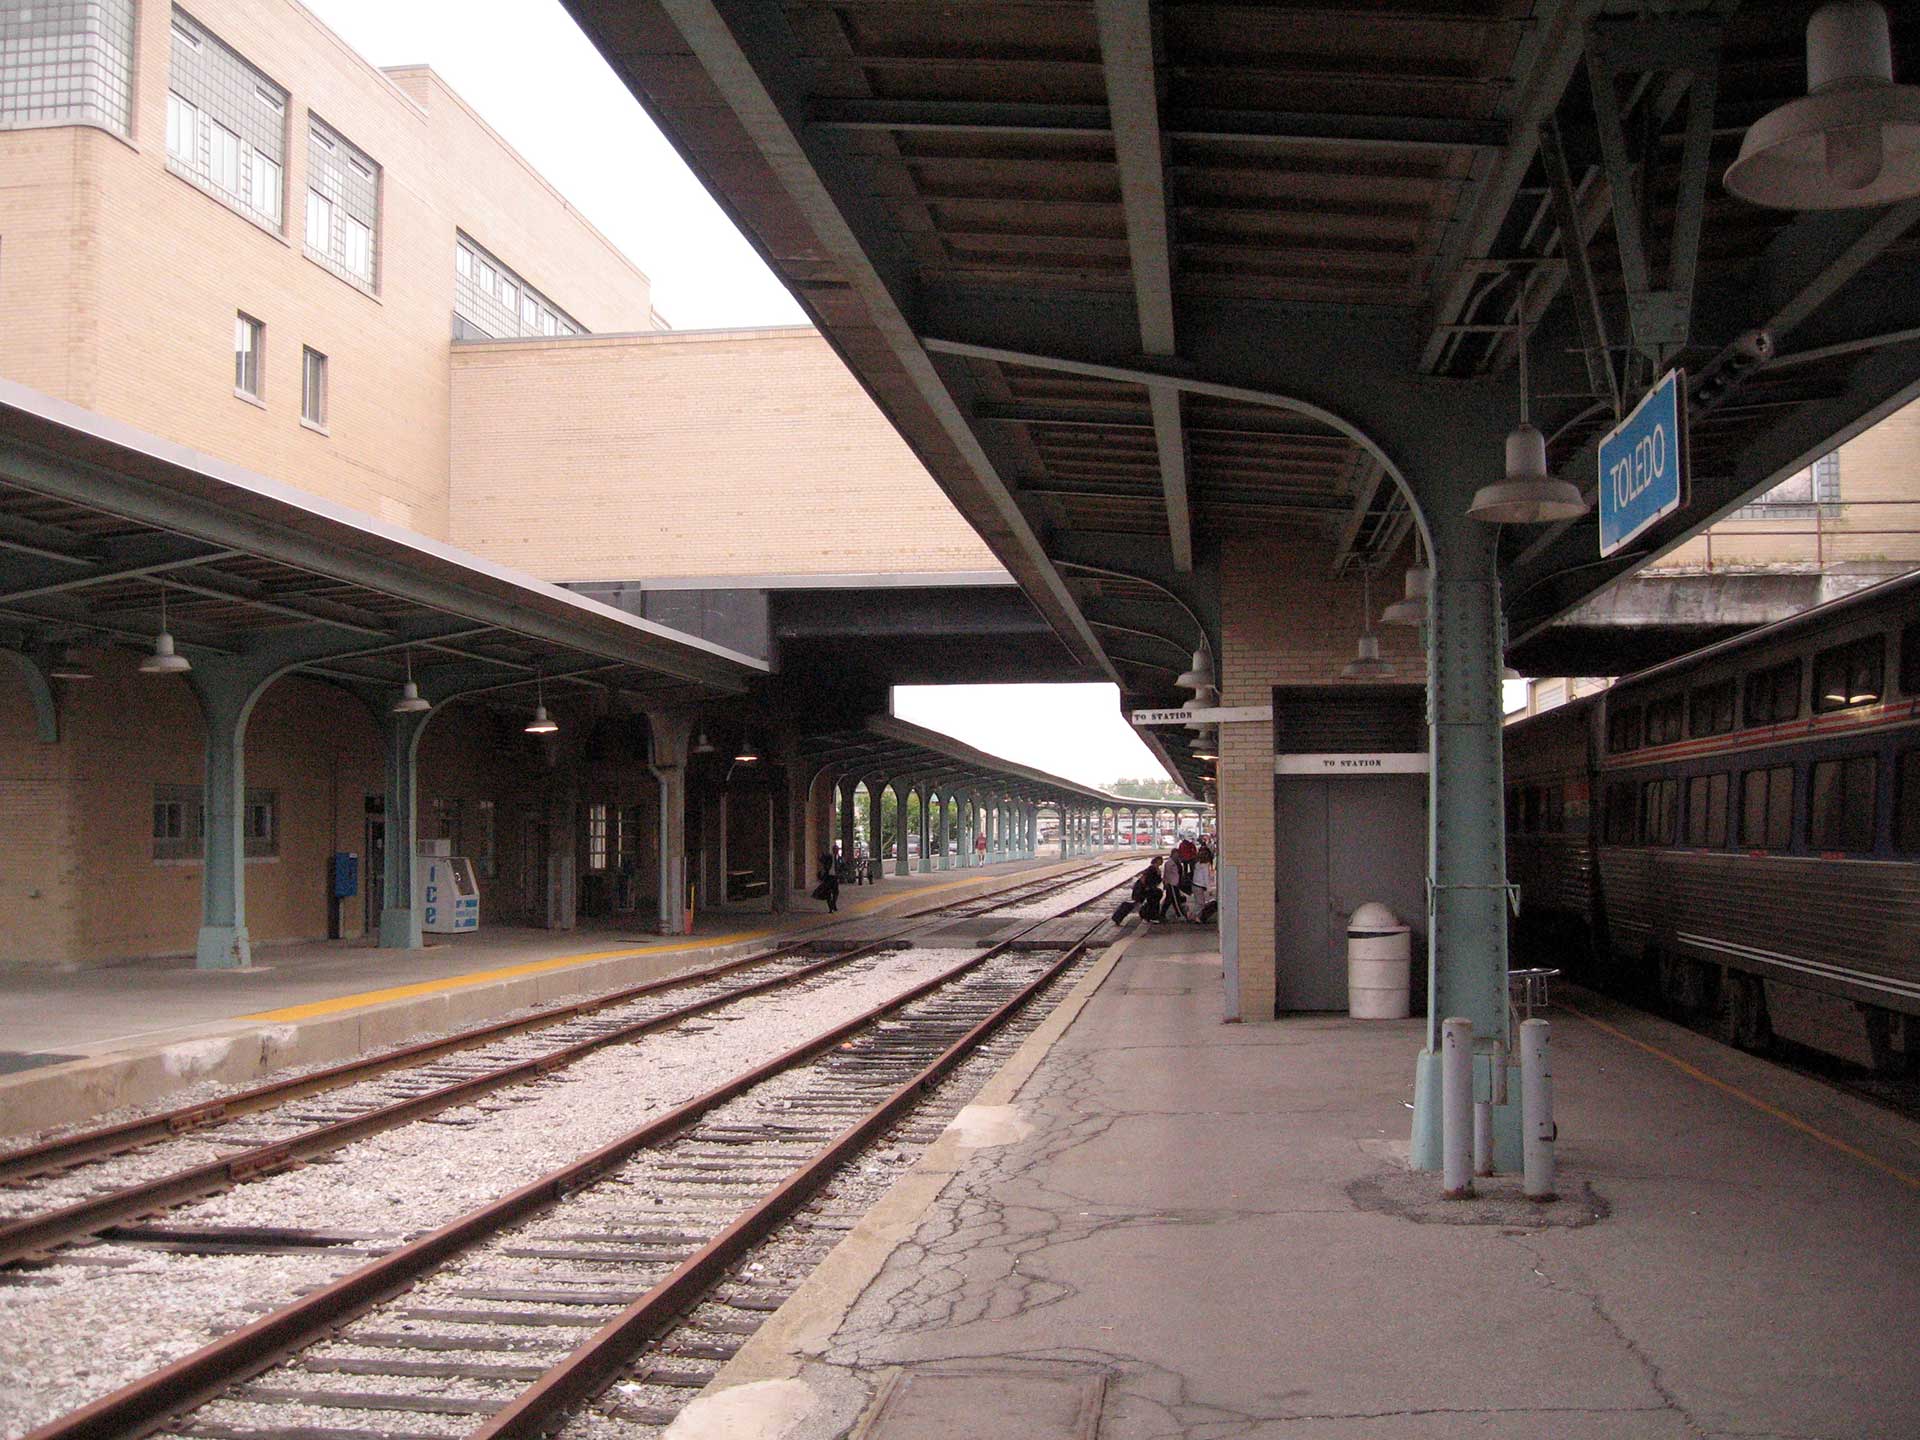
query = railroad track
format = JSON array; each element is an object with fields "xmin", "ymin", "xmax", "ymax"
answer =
[
  {"xmin": 0, "ymin": 862, "xmax": 1121, "ymax": 1268},
  {"xmin": 16, "ymin": 877, "xmax": 1125, "ymax": 1440}
]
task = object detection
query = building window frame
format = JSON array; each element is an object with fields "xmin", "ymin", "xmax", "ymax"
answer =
[
  {"xmin": 243, "ymin": 789, "xmax": 279, "ymax": 859},
  {"xmin": 304, "ymin": 114, "xmax": 382, "ymax": 294},
  {"xmin": 234, "ymin": 313, "xmax": 264, "ymax": 401},
  {"xmin": 163, "ymin": 13, "xmax": 288, "ymax": 234},
  {"xmin": 301, "ymin": 347, "xmax": 329, "ymax": 431},
  {"xmin": 152, "ymin": 783, "xmax": 205, "ymax": 862}
]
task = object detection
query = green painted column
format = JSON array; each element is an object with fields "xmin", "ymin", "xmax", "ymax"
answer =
[
  {"xmin": 917, "ymin": 787, "xmax": 933, "ymax": 873},
  {"xmin": 1411, "ymin": 504, "xmax": 1517, "ymax": 1171},
  {"xmin": 895, "ymin": 782, "xmax": 911, "ymax": 877},
  {"xmin": 378, "ymin": 707, "xmax": 430, "ymax": 950},
  {"xmin": 191, "ymin": 666, "xmax": 258, "ymax": 970},
  {"xmin": 648, "ymin": 712, "xmax": 692, "ymax": 936}
]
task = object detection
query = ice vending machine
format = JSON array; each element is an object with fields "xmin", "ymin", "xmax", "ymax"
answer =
[{"xmin": 417, "ymin": 839, "xmax": 481, "ymax": 934}]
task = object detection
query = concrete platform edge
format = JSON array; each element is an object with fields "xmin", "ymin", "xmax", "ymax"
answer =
[
  {"xmin": 0, "ymin": 862, "xmax": 1108, "ymax": 1142},
  {"xmin": 696, "ymin": 927, "xmax": 1141, "ymax": 1401}
]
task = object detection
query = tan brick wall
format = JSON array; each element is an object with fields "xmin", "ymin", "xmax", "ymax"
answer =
[
  {"xmin": 0, "ymin": 649, "xmax": 383, "ymax": 969},
  {"xmin": 447, "ymin": 329, "xmax": 1003, "ymax": 581},
  {"xmin": 0, "ymin": 0, "xmax": 657, "ymax": 540},
  {"xmin": 1217, "ymin": 530, "xmax": 1427, "ymax": 1020},
  {"xmin": 1658, "ymin": 396, "xmax": 1920, "ymax": 572}
]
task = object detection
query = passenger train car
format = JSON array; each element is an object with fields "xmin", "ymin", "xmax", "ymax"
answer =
[{"xmin": 1505, "ymin": 570, "xmax": 1920, "ymax": 1070}]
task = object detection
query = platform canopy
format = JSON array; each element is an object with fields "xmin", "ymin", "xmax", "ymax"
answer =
[
  {"xmin": 0, "ymin": 382, "xmax": 766, "ymax": 724},
  {"xmin": 563, "ymin": 0, "xmax": 1920, "ymax": 792}
]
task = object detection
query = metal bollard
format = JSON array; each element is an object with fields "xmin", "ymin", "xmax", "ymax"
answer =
[
  {"xmin": 1441, "ymin": 1016, "xmax": 1475, "ymax": 1199},
  {"xmin": 1521, "ymin": 1018, "xmax": 1556, "ymax": 1201},
  {"xmin": 1473, "ymin": 1097, "xmax": 1492, "ymax": 1177}
]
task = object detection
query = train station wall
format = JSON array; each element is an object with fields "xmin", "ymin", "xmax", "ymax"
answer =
[
  {"xmin": 1216, "ymin": 532, "xmax": 1426, "ymax": 1021},
  {"xmin": 0, "ymin": 0, "xmax": 658, "ymax": 542},
  {"xmin": 445, "ymin": 327, "xmax": 1004, "ymax": 584}
]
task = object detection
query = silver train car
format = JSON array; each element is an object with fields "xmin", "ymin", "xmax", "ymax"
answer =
[{"xmin": 1505, "ymin": 570, "xmax": 1920, "ymax": 1070}]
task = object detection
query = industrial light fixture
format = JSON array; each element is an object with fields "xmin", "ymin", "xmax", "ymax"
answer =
[
  {"xmin": 1469, "ymin": 312, "xmax": 1587, "ymax": 524},
  {"xmin": 48, "ymin": 645, "xmax": 93, "ymax": 681},
  {"xmin": 140, "ymin": 586, "xmax": 192, "ymax": 675},
  {"xmin": 1176, "ymin": 648, "xmax": 1214, "ymax": 691},
  {"xmin": 1381, "ymin": 539, "xmax": 1430, "ymax": 626},
  {"xmin": 692, "ymin": 729, "xmax": 717, "ymax": 756},
  {"xmin": 524, "ymin": 673, "xmax": 558, "ymax": 735},
  {"xmin": 734, "ymin": 730, "xmax": 760, "ymax": 763},
  {"xmin": 1343, "ymin": 570, "xmax": 1396, "ymax": 680},
  {"xmin": 1724, "ymin": 2, "xmax": 1920, "ymax": 211},
  {"xmin": 391, "ymin": 649, "xmax": 431, "ymax": 714}
]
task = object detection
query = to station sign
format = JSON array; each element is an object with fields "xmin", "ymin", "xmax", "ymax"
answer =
[
  {"xmin": 1130, "ymin": 705, "xmax": 1273, "ymax": 726},
  {"xmin": 1599, "ymin": 367, "xmax": 1688, "ymax": 557}
]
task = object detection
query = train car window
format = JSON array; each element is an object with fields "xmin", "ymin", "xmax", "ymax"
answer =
[
  {"xmin": 1685, "ymin": 773, "xmax": 1729, "ymax": 847},
  {"xmin": 1740, "ymin": 765, "xmax": 1795, "ymax": 850},
  {"xmin": 1545, "ymin": 784, "xmax": 1565, "ymax": 832},
  {"xmin": 1607, "ymin": 705, "xmax": 1643, "ymax": 753},
  {"xmin": 1645, "ymin": 696, "xmax": 1684, "ymax": 746},
  {"xmin": 1688, "ymin": 680, "xmax": 1736, "ymax": 737},
  {"xmin": 1809, "ymin": 756, "xmax": 1877, "ymax": 852},
  {"xmin": 1902, "ymin": 622, "xmax": 1920, "ymax": 696},
  {"xmin": 1743, "ymin": 659, "xmax": 1800, "ymax": 726},
  {"xmin": 1897, "ymin": 751, "xmax": 1920, "ymax": 852},
  {"xmin": 1603, "ymin": 781, "xmax": 1637, "ymax": 844},
  {"xmin": 1639, "ymin": 778, "xmax": 1678, "ymax": 844},
  {"xmin": 1813, "ymin": 635, "xmax": 1884, "ymax": 713}
]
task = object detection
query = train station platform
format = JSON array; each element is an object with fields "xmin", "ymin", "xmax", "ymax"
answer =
[
  {"xmin": 0, "ymin": 853, "xmax": 1125, "ymax": 1141},
  {"xmin": 684, "ymin": 925, "xmax": 1920, "ymax": 1440}
]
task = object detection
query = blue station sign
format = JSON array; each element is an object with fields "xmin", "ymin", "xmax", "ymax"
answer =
[{"xmin": 1598, "ymin": 368, "xmax": 1688, "ymax": 557}]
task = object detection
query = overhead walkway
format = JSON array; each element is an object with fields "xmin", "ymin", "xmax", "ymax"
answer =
[{"xmin": 680, "ymin": 923, "xmax": 1920, "ymax": 1439}]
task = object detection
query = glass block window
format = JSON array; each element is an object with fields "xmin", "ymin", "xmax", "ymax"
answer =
[
  {"xmin": 234, "ymin": 313, "xmax": 262, "ymax": 397},
  {"xmin": 451, "ymin": 231, "xmax": 587, "ymax": 340},
  {"xmin": 305, "ymin": 114, "xmax": 380, "ymax": 290},
  {"xmin": 1734, "ymin": 452, "xmax": 1840, "ymax": 520},
  {"xmin": 0, "ymin": 0, "xmax": 135, "ymax": 137},
  {"xmin": 166, "ymin": 10, "xmax": 287, "ymax": 230}
]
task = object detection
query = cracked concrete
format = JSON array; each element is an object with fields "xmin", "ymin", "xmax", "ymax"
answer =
[{"xmin": 703, "ymin": 929, "xmax": 1920, "ymax": 1439}]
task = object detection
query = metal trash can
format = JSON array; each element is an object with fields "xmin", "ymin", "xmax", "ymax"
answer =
[{"xmin": 1347, "ymin": 903, "xmax": 1411, "ymax": 1019}]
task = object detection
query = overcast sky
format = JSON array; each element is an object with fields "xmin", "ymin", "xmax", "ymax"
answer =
[{"xmin": 300, "ymin": 0, "xmax": 1177, "ymax": 790}]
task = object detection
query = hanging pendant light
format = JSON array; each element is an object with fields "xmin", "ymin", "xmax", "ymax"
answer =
[
  {"xmin": 524, "ymin": 673, "xmax": 558, "ymax": 734},
  {"xmin": 734, "ymin": 729, "xmax": 760, "ymax": 763},
  {"xmin": 1175, "ymin": 648, "xmax": 1214, "ymax": 691},
  {"xmin": 48, "ymin": 645, "xmax": 94, "ymax": 681},
  {"xmin": 1469, "ymin": 309, "xmax": 1588, "ymax": 524},
  {"xmin": 692, "ymin": 729, "xmax": 717, "ymax": 756},
  {"xmin": 1343, "ymin": 570, "xmax": 1396, "ymax": 679},
  {"xmin": 1381, "ymin": 541, "xmax": 1430, "ymax": 627},
  {"xmin": 1725, "ymin": 3, "xmax": 1920, "ymax": 211},
  {"xmin": 391, "ymin": 648, "xmax": 431, "ymax": 714},
  {"xmin": 140, "ymin": 586, "xmax": 192, "ymax": 675}
]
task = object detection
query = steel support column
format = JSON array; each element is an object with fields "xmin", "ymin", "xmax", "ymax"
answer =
[
  {"xmin": 1411, "ymin": 504, "xmax": 1516, "ymax": 1171},
  {"xmin": 867, "ymin": 774, "xmax": 887, "ymax": 881},
  {"xmin": 377, "ymin": 707, "xmax": 430, "ymax": 951},
  {"xmin": 189, "ymin": 663, "xmax": 266, "ymax": 969},
  {"xmin": 648, "ymin": 713, "xmax": 692, "ymax": 936},
  {"xmin": 895, "ymin": 781, "xmax": 911, "ymax": 876},
  {"xmin": 839, "ymin": 779, "xmax": 858, "ymax": 872}
]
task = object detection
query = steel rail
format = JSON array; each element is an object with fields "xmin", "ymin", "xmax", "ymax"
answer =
[
  {"xmin": 0, "ymin": 863, "xmax": 1117, "ymax": 1267},
  {"xmin": 476, "ymin": 919, "xmax": 1103, "ymax": 1439},
  {"xmin": 17, "ymin": 889, "xmax": 1121, "ymax": 1440},
  {"xmin": 0, "ymin": 860, "xmax": 1108, "ymax": 1183}
]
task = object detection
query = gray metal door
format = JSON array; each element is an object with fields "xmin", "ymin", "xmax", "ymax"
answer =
[{"xmin": 1274, "ymin": 778, "xmax": 1337, "ymax": 1010}]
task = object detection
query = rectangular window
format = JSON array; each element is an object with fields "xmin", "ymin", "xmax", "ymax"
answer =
[
  {"xmin": 1, "ymin": 0, "xmax": 138, "ymax": 138},
  {"xmin": 1743, "ymin": 659, "xmax": 1801, "ymax": 727},
  {"xmin": 209, "ymin": 121, "xmax": 240, "ymax": 193},
  {"xmin": 1740, "ymin": 765, "xmax": 1795, "ymax": 850},
  {"xmin": 302, "ymin": 347, "xmax": 328, "ymax": 428},
  {"xmin": 1685, "ymin": 773, "xmax": 1729, "ymax": 848},
  {"xmin": 1640, "ymin": 778, "xmax": 1679, "ymax": 845},
  {"xmin": 523, "ymin": 294, "xmax": 539, "ymax": 328},
  {"xmin": 1688, "ymin": 680, "xmax": 1736, "ymax": 738},
  {"xmin": 165, "ymin": 13, "xmax": 287, "ymax": 228},
  {"xmin": 1603, "ymin": 781, "xmax": 1637, "ymax": 845},
  {"xmin": 1897, "ymin": 751, "xmax": 1920, "ymax": 853},
  {"xmin": 234, "ymin": 314, "xmax": 263, "ymax": 398},
  {"xmin": 587, "ymin": 803, "xmax": 611, "ymax": 872},
  {"xmin": 478, "ymin": 261, "xmax": 497, "ymax": 294},
  {"xmin": 1607, "ymin": 704, "xmax": 1643, "ymax": 754},
  {"xmin": 167, "ymin": 92, "xmax": 199, "ymax": 159},
  {"xmin": 541, "ymin": 310, "xmax": 558, "ymax": 336},
  {"xmin": 1809, "ymin": 756, "xmax": 1877, "ymax": 853},
  {"xmin": 305, "ymin": 190, "xmax": 333, "ymax": 252},
  {"xmin": 456, "ymin": 244, "xmax": 474, "ymax": 279},
  {"xmin": 1645, "ymin": 695, "xmax": 1684, "ymax": 747},
  {"xmin": 306, "ymin": 117, "xmax": 381, "ymax": 290},
  {"xmin": 243, "ymin": 789, "xmax": 279, "ymax": 858},
  {"xmin": 152, "ymin": 783, "xmax": 204, "ymax": 861},
  {"xmin": 452, "ymin": 230, "xmax": 589, "ymax": 342},
  {"xmin": 343, "ymin": 217, "xmax": 373, "ymax": 281},
  {"xmin": 249, "ymin": 153, "xmax": 282, "ymax": 224},
  {"xmin": 501, "ymin": 279, "xmax": 519, "ymax": 314},
  {"xmin": 1813, "ymin": 635, "xmax": 1884, "ymax": 713}
]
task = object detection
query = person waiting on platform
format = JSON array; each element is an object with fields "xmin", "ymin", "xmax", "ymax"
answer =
[
  {"xmin": 975, "ymin": 829, "xmax": 988, "ymax": 863},
  {"xmin": 812, "ymin": 847, "xmax": 841, "ymax": 913},
  {"xmin": 1134, "ymin": 855, "xmax": 1167, "ymax": 922},
  {"xmin": 1191, "ymin": 840, "xmax": 1216, "ymax": 923}
]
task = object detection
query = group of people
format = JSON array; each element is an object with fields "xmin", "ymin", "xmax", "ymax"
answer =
[
  {"xmin": 1115, "ymin": 836, "xmax": 1217, "ymax": 926},
  {"xmin": 811, "ymin": 841, "xmax": 868, "ymax": 913}
]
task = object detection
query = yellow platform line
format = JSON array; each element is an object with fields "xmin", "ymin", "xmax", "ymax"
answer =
[
  {"xmin": 1564, "ymin": 1002, "xmax": 1920, "ymax": 1193},
  {"xmin": 242, "ymin": 863, "xmax": 1097, "ymax": 1025}
]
